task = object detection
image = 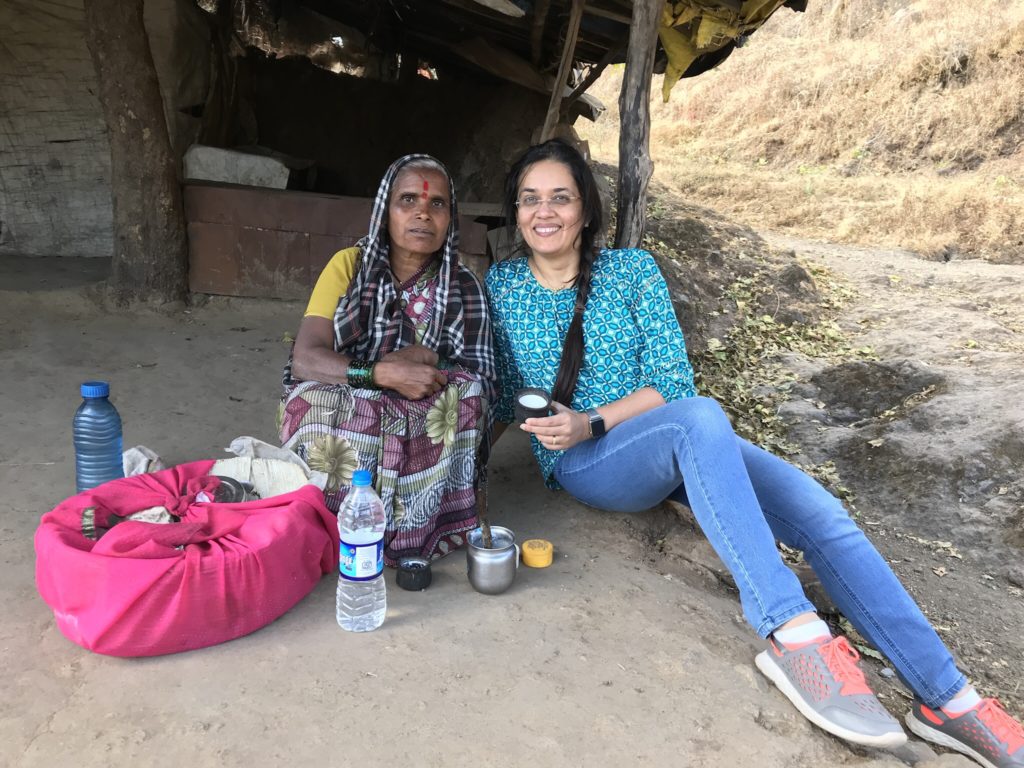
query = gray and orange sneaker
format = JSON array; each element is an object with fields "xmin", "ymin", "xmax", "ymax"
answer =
[
  {"xmin": 755, "ymin": 634, "xmax": 907, "ymax": 748},
  {"xmin": 906, "ymin": 697, "xmax": 1024, "ymax": 768}
]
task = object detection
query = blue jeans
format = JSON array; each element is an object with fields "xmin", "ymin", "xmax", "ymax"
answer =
[{"xmin": 553, "ymin": 396, "xmax": 966, "ymax": 708}]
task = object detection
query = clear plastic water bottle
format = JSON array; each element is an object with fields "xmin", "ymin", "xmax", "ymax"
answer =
[
  {"xmin": 73, "ymin": 381, "xmax": 124, "ymax": 493},
  {"xmin": 336, "ymin": 469, "xmax": 387, "ymax": 631}
]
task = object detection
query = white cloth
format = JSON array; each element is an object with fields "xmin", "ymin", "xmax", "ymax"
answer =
[{"xmin": 122, "ymin": 445, "xmax": 167, "ymax": 477}]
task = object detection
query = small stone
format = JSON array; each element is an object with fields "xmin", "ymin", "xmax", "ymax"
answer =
[
  {"xmin": 916, "ymin": 753, "xmax": 980, "ymax": 768},
  {"xmin": 879, "ymin": 667, "xmax": 896, "ymax": 679},
  {"xmin": 1004, "ymin": 564, "xmax": 1024, "ymax": 588},
  {"xmin": 752, "ymin": 707, "xmax": 800, "ymax": 737},
  {"xmin": 733, "ymin": 663, "xmax": 768, "ymax": 693},
  {"xmin": 890, "ymin": 740, "xmax": 938, "ymax": 766}
]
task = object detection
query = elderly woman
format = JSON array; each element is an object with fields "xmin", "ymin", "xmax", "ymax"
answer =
[{"xmin": 279, "ymin": 154, "xmax": 496, "ymax": 565}]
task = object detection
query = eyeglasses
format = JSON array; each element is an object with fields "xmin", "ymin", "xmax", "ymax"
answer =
[{"xmin": 515, "ymin": 194, "xmax": 581, "ymax": 211}]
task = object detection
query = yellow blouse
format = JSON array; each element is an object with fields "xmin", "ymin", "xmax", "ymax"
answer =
[{"xmin": 304, "ymin": 247, "xmax": 361, "ymax": 319}]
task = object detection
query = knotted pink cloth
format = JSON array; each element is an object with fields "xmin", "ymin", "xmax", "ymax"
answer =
[{"xmin": 35, "ymin": 460, "xmax": 337, "ymax": 657}]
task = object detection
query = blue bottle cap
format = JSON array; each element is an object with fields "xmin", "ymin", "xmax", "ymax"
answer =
[
  {"xmin": 80, "ymin": 381, "xmax": 110, "ymax": 398},
  {"xmin": 352, "ymin": 469, "xmax": 372, "ymax": 487}
]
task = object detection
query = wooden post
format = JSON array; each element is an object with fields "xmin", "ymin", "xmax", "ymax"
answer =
[
  {"xmin": 614, "ymin": 0, "xmax": 661, "ymax": 249},
  {"xmin": 530, "ymin": 0, "xmax": 552, "ymax": 67},
  {"xmin": 539, "ymin": 0, "xmax": 584, "ymax": 143}
]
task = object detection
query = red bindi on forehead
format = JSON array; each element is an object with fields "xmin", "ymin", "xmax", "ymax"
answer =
[{"xmin": 421, "ymin": 179, "xmax": 429, "ymax": 199}]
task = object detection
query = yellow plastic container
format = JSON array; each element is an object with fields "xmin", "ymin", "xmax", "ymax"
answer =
[{"xmin": 521, "ymin": 538, "xmax": 554, "ymax": 568}]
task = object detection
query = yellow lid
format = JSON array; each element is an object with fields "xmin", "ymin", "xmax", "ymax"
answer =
[{"xmin": 521, "ymin": 538, "xmax": 554, "ymax": 568}]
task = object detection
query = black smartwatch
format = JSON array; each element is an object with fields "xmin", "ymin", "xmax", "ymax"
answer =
[{"xmin": 586, "ymin": 408, "xmax": 607, "ymax": 438}]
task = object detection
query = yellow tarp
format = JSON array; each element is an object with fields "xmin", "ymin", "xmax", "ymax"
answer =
[{"xmin": 658, "ymin": 0, "xmax": 789, "ymax": 102}]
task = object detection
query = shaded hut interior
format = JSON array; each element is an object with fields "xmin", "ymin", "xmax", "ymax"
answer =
[{"xmin": 0, "ymin": 0, "xmax": 806, "ymax": 297}]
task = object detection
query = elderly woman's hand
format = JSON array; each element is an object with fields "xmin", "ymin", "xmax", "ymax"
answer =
[
  {"xmin": 374, "ymin": 358, "xmax": 448, "ymax": 400},
  {"xmin": 380, "ymin": 344, "xmax": 439, "ymax": 367}
]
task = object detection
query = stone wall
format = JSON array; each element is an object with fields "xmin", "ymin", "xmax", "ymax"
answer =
[
  {"xmin": 0, "ymin": 0, "xmax": 207, "ymax": 258},
  {"xmin": 0, "ymin": 0, "xmax": 111, "ymax": 257}
]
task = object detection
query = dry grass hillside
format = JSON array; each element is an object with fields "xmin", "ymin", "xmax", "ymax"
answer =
[{"xmin": 580, "ymin": 0, "xmax": 1024, "ymax": 263}]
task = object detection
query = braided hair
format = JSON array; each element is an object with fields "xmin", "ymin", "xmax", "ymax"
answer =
[{"xmin": 504, "ymin": 139, "xmax": 605, "ymax": 406}]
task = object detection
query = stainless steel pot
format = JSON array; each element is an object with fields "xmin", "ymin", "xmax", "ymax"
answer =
[{"xmin": 466, "ymin": 525, "xmax": 519, "ymax": 595}]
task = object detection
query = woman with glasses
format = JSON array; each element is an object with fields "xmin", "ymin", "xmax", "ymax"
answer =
[
  {"xmin": 279, "ymin": 154, "xmax": 496, "ymax": 565},
  {"xmin": 485, "ymin": 139, "xmax": 1023, "ymax": 766}
]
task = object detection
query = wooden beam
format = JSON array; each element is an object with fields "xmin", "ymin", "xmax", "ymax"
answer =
[
  {"xmin": 540, "ymin": 0, "xmax": 585, "ymax": 142},
  {"xmin": 454, "ymin": 0, "xmax": 525, "ymax": 17},
  {"xmin": 614, "ymin": 0, "xmax": 660, "ymax": 249},
  {"xmin": 559, "ymin": 33, "xmax": 626, "ymax": 118},
  {"xmin": 530, "ymin": 0, "xmax": 552, "ymax": 67},
  {"xmin": 478, "ymin": 0, "xmax": 525, "ymax": 15},
  {"xmin": 583, "ymin": 3, "xmax": 631, "ymax": 24},
  {"xmin": 449, "ymin": 36, "xmax": 550, "ymax": 94}
]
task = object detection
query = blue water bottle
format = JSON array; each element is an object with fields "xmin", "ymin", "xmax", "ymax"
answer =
[{"xmin": 73, "ymin": 381, "xmax": 124, "ymax": 492}]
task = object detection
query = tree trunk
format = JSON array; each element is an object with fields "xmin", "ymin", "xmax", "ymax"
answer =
[
  {"xmin": 84, "ymin": 0, "xmax": 189, "ymax": 305},
  {"xmin": 614, "ymin": 0, "xmax": 661, "ymax": 249}
]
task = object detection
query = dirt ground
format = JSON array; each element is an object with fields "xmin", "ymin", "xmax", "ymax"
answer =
[
  {"xmin": 765, "ymin": 234, "xmax": 1024, "ymax": 711},
  {"xmin": 0, "ymin": 252, "xmax": 1005, "ymax": 768}
]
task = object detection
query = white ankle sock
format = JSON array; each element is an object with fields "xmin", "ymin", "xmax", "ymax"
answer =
[
  {"xmin": 942, "ymin": 686, "xmax": 982, "ymax": 714},
  {"xmin": 774, "ymin": 619, "xmax": 832, "ymax": 647}
]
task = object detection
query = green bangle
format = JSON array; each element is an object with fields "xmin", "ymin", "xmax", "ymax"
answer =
[{"xmin": 347, "ymin": 359, "xmax": 378, "ymax": 389}]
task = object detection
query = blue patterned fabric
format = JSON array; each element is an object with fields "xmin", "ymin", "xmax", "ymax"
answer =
[{"xmin": 485, "ymin": 248, "xmax": 696, "ymax": 487}]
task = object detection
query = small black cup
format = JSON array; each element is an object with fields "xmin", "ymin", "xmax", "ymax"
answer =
[
  {"xmin": 396, "ymin": 557, "xmax": 432, "ymax": 591},
  {"xmin": 514, "ymin": 387, "xmax": 552, "ymax": 422}
]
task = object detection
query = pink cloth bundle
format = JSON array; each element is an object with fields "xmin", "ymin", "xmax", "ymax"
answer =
[{"xmin": 35, "ymin": 460, "xmax": 337, "ymax": 657}]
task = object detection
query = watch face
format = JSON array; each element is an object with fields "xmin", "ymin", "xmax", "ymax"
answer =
[{"xmin": 588, "ymin": 409, "xmax": 606, "ymax": 437}]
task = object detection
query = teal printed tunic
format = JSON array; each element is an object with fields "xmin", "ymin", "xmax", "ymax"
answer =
[{"xmin": 486, "ymin": 248, "xmax": 696, "ymax": 488}]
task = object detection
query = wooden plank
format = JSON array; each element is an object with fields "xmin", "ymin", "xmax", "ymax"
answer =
[
  {"xmin": 613, "ymin": 0, "xmax": 660, "ymax": 249},
  {"xmin": 459, "ymin": 216, "xmax": 490, "ymax": 255},
  {"xmin": 183, "ymin": 184, "xmax": 373, "ymax": 236},
  {"xmin": 187, "ymin": 222, "xmax": 241, "ymax": 296},
  {"xmin": 460, "ymin": 202, "xmax": 505, "ymax": 217},
  {"xmin": 442, "ymin": 0, "xmax": 528, "ymax": 21},
  {"xmin": 560, "ymin": 32, "xmax": 626, "ymax": 118},
  {"xmin": 460, "ymin": 0, "xmax": 525, "ymax": 16},
  {"xmin": 186, "ymin": 184, "xmax": 490, "ymax": 298},
  {"xmin": 539, "ymin": 0, "xmax": 585, "ymax": 142}
]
